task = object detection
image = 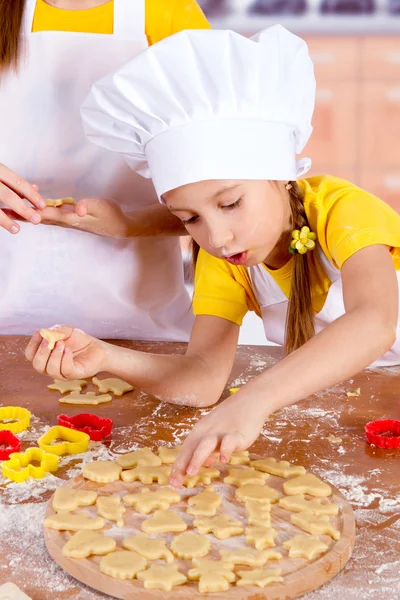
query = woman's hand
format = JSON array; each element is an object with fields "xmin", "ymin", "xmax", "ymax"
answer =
[{"xmin": 0, "ymin": 163, "xmax": 45, "ymax": 233}]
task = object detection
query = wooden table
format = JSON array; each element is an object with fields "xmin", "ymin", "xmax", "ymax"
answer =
[{"xmin": 0, "ymin": 337, "xmax": 399, "ymax": 600}]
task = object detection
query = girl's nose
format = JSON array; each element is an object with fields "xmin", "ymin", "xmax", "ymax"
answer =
[{"xmin": 208, "ymin": 227, "xmax": 233, "ymax": 249}]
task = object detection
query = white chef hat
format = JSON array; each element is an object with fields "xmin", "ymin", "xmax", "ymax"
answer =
[{"xmin": 81, "ymin": 25, "xmax": 316, "ymax": 200}]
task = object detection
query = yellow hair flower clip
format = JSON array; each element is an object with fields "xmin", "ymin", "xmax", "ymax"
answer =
[{"xmin": 289, "ymin": 226, "xmax": 316, "ymax": 255}]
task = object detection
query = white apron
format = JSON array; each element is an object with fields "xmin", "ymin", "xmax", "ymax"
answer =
[
  {"xmin": 249, "ymin": 247, "xmax": 400, "ymax": 367},
  {"xmin": 0, "ymin": 0, "xmax": 193, "ymax": 341}
]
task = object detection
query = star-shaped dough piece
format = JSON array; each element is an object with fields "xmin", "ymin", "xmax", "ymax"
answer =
[
  {"xmin": 245, "ymin": 500, "xmax": 272, "ymax": 527},
  {"xmin": 279, "ymin": 494, "xmax": 339, "ymax": 516},
  {"xmin": 224, "ymin": 467, "xmax": 269, "ymax": 487},
  {"xmin": 283, "ymin": 534, "xmax": 330, "ymax": 560},
  {"xmin": 96, "ymin": 495, "xmax": 126, "ymax": 527},
  {"xmin": 99, "ymin": 550, "xmax": 147, "ymax": 580},
  {"xmin": 283, "ymin": 474, "xmax": 332, "ymax": 498},
  {"xmin": 158, "ymin": 445, "xmax": 182, "ymax": 465},
  {"xmin": 236, "ymin": 484, "xmax": 279, "ymax": 505},
  {"xmin": 60, "ymin": 391, "xmax": 112, "ymax": 405},
  {"xmin": 92, "ymin": 376, "xmax": 133, "ymax": 396},
  {"xmin": 45, "ymin": 196, "xmax": 75, "ymax": 207},
  {"xmin": 219, "ymin": 547, "xmax": 282, "ymax": 566},
  {"xmin": 229, "ymin": 451, "xmax": 250, "ymax": 465},
  {"xmin": 122, "ymin": 533, "xmax": 174, "ymax": 563},
  {"xmin": 137, "ymin": 565, "xmax": 187, "ymax": 591},
  {"xmin": 291, "ymin": 510, "xmax": 340, "ymax": 540},
  {"xmin": 141, "ymin": 509, "xmax": 187, "ymax": 534},
  {"xmin": 187, "ymin": 486, "xmax": 222, "ymax": 516},
  {"xmin": 170, "ymin": 532, "xmax": 211, "ymax": 559},
  {"xmin": 251, "ymin": 457, "xmax": 307, "ymax": 478},
  {"xmin": 120, "ymin": 465, "xmax": 171, "ymax": 485},
  {"xmin": 188, "ymin": 559, "xmax": 235, "ymax": 593},
  {"xmin": 62, "ymin": 530, "xmax": 116, "ymax": 558},
  {"xmin": 193, "ymin": 515, "xmax": 243, "ymax": 540},
  {"xmin": 183, "ymin": 466, "xmax": 220, "ymax": 488},
  {"xmin": 44, "ymin": 513, "xmax": 104, "ymax": 531},
  {"xmin": 83, "ymin": 460, "xmax": 122, "ymax": 483},
  {"xmin": 122, "ymin": 487, "xmax": 180, "ymax": 514},
  {"xmin": 48, "ymin": 379, "xmax": 87, "ymax": 394},
  {"xmin": 116, "ymin": 448, "xmax": 161, "ymax": 469},
  {"xmin": 52, "ymin": 488, "xmax": 97, "ymax": 511},
  {"xmin": 237, "ymin": 568, "xmax": 283, "ymax": 588},
  {"xmin": 39, "ymin": 328, "xmax": 66, "ymax": 350},
  {"xmin": 245, "ymin": 526, "xmax": 278, "ymax": 550}
]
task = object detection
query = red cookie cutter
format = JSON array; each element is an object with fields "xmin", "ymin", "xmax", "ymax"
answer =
[
  {"xmin": 0, "ymin": 430, "xmax": 21, "ymax": 460},
  {"xmin": 365, "ymin": 419, "xmax": 400, "ymax": 449},
  {"xmin": 57, "ymin": 413, "xmax": 113, "ymax": 441}
]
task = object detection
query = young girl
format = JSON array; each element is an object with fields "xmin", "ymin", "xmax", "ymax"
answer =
[{"xmin": 25, "ymin": 26, "xmax": 400, "ymax": 488}]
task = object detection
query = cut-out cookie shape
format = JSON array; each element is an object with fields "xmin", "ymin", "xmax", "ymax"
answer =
[
  {"xmin": 251, "ymin": 457, "xmax": 307, "ymax": 478},
  {"xmin": 157, "ymin": 445, "xmax": 182, "ymax": 465},
  {"xmin": 347, "ymin": 387, "xmax": 361, "ymax": 397},
  {"xmin": 224, "ymin": 467, "xmax": 269, "ymax": 487},
  {"xmin": 122, "ymin": 487, "xmax": 180, "ymax": 514},
  {"xmin": 193, "ymin": 515, "xmax": 243, "ymax": 540},
  {"xmin": 283, "ymin": 474, "xmax": 332, "ymax": 498},
  {"xmin": 237, "ymin": 568, "xmax": 283, "ymax": 588},
  {"xmin": 137, "ymin": 565, "xmax": 187, "ymax": 591},
  {"xmin": 116, "ymin": 448, "xmax": 161, "ymax": 469},
  {"xmin": 229, "ymin": 451, "xmax": 250, "ymax": 465},
  {"xmin": 60, "ymin": 391, "xmax": 112, "ymax": 405},
  {"xmin": 188, "ymin": 559, "xmax": 235, "ymax": 593},
  {"xmin": 83, "ymin": 460, "xmax": 122, "ymax": 483},
  {"xmin": 52, "ymin": 488, "xmax": 97, "ymax": 512},
  {"xmin": 279, "ymin": 494, "xmax": 339, "ymax": 516},
  {"xmin": 121, "ymin": 465, "xmax": 172, "ymax": 485},
  {"xmin": 183, "ymin": 466, "xmax": 220, "ymax": 488},
  {"xmin": 44, "ymin": 512, "xmax": 104, "ymax": 531},
  {"xmin": 245, "ymin": 500, "xmax": 272, "ymax": 527},
  {"xmin": 219, "ymin": 547, "xmax": 282, "ymax": 567},
  {"xmin": 62, "ymin": 530, "xmax": 116, "ymax": 558},
  {"xmin": 2, "ymin": 447, "xmax": 59, "ymax": 483},
  {"xmin": 48, "ymin": 379, "xmax": 87, "ymax": 394},
  {"xmin": 245, "ymin": 526, "xmax": 278, "ymax": 550},
  {"xmin": 187, "ymin": 486, "xmax": 221, "ymax": 516},
  {"xmin": 45, "ymin": 196, "xmax": 75, "ymax": 207},
  {"xmin": 39, "ymin": 328, "xmax": 66, "ymax": 350},
  {"xmin": 37, "ymin": 425, "xmax": 89, "ymax": 456},
  {"xmin": 141, "ymin": 509, "xmax": 187, "ymax": 534},
  {"xmin": 326, "ymin": 434, "xmax": 343, "ymax": 444},
  {"xmin": 99, "ymin": 550, "xmax": 147, "ymax": 580},
  {"xmin": 92, "ymin": 376, "xmax": 133, "ymax": 396},
  {"xmin": 283, "ymin": 534, "xmax": 329, "ymax": 560},
  {"xmin": 236, "ymin": 484, "xmax": 279, "ymax": 505},
  {"xmin": 170, "ymin": 533, "xmax": 211, "ymax": 559},
  {"xmin": 122, "ymin": 533, "xmax": 174, "ymax": 563},
  {"xmin": 291, "ymin": 510, "xmax": 340, "ymax": 540},
  {"xmin": 97, "ymin": 496, "xmax": 126, "ymax": 527},
  {"xmin": 0, "ymin": 583, "xmax": 32, "ymax": 600}
]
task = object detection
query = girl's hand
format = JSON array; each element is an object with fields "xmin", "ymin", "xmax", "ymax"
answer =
[
  {"xmin": 0, "ymin": 163, "xmax": 45, "ymax": 233},
  {"xmin": 25, "ymin": 326, "xmax": 109, "ymax": 380}
]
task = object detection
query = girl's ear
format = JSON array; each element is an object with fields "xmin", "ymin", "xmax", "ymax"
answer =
[{"xmin": 285, "ymin": 182, "xmax": 292, "ymax": 191}]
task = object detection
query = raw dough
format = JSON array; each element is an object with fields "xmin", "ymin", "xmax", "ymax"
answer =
[
  {"xmin": 116, "ymin": 448, "xmax": 161, "ymax": 469},
  {"xmin": 170, "ymin": 533, "xmax": 211, "ymax": 559},
  {"xmin": 283, "ymin": 534, "xmax": 329, "ymax": 560},
  {"xmin": 326, "ymin": 434, "xmax": 343, "ymax": 444},
  {"xmin": 346, "ymin": 387, "xmax": 361, "ymax": 397},
  {"xmin": 219, "ymin": 547, "xmax": 282, "ymax": 566},
  {"xmin": 251, "ymin": 457, "xmax": 307, "ymax": 478},
  {"xmin": 45, "ymin": 197, "xmax": 75, "ymax": 207},
  {"xmin": 52, "ymin": 488, "xmax": 97, "ymax": 512},
  {"xmin": 122, "ymin": 533, "xmax": 174, "ymax": 563},
  {"xmin": 62, "ymin": 530, "xmax": 116, "ymax": 558},
  {"xmin": 48, "ymin": 379, "xmax": 87, "ymax": 394},
  {"xmin": 96, "ymin": 496, "xmax": 126, "ymax": 527},
  {"xmin": 141, "ymin": 509, "xmax": 187, "ymax": 534},
  {"xmin": 283, "ymin": 474, "xmax": 332, "ymax": 498},
  {"xmin": 0, "ymin": 583, "xmax": 32, "ymax": 600},
  {"xmin": 291, "ymin": 510, "xmax": 341, "ymax": 540},
  {"xmin": 99, "ymin": 550, "xmax": 147, "ymax": 580},
  {"xmin": 39, "ymin": 328, "xmax": 66, "ymax": 350},
  {"xmin": 245, "ymin": 526, "xmax": 278, "ymax": 550},
  {"xmin": 158, "ymin": 445, "xmax": 182, "ymax": 464},
  {"xmin": 236, "ymin": 568, "xmax": 283, "ymax": 588},
  {"xmin": 187, "ymin": 486, "xmax": 221, "ymax": 516},
  {"xmin": 188, "ymin": 559, "xmax": 235, "ymax": 593},
  {"xmin": 236, "ymin": 484, "xmax": 279, "ymax": 504},
  {"xmin": 193, "ymin": 515, "xmax": 243, "ymax": 540},
  {"xmin": 183, "ymin": 466, "xmax": 220, "ymax": 488},
  {"xmin": 92, "ymin": 376, "xmax": 133, "ymax": 396},
  {"xmin": 120, "ymin": 465, "xmax": 171, "ymax": 485},
  {"xmin": 228, "ymin": 451, "xmax": 250, "ymax": 465},
  {"xmin": 44, "ymin": 513, "xmax": 104, "ymax": 531},
  {"xmin": 60, "ymin": 391, "xmax": 112, "ymax": 405},
  {"xmin": 279, "ymin": 494, "xmax": 339, "ymax": 516},
  {"xmin": 83, "ymin": 461, "xmax": 122, "ymax": 483},
  {"xmin": 245, "ymin": 500, "xmax": 272, "ymax": 527},
  {"xmin": 122, "ymin": 487, "xmax": 180, "ymax": 514},
  {"xmin": 137, "ymin": 565, "xmax": 187, "ymax": 591},
  {"xmin": 224, "ymin": 467, "xmax": 269, "ymax": 486}
]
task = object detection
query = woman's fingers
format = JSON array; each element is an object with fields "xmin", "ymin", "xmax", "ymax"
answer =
[{"xmin": 0, "ymin": 163, "xmax": 45, "ymax": 209}]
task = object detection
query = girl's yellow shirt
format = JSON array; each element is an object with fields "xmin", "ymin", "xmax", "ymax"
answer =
[
  {"xmin": 193, "ymin": 175, "xmax": 400, "ymax": 324},
  {"xmin": 32, "ymin": 0, "xmax": 210, "ymax": 43}
]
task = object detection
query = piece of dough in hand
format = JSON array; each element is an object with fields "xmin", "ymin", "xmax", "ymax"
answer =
[{"xmin": 39, "ymin": 328, "xmax": 66, "ymax": 350}]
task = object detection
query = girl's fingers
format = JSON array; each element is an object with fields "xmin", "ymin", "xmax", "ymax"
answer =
[
  {"xmin": 44, "ymin": 341, "xmax": 66, "ymax": 380},
  {"xmin": 25, "ymin": 331, "xmax": 43, "ymax": 361},
  {"xmin": 31, "ymin": 338, "xmax": 52, "ymax": 374},
  {"xmin": 186, "ymin": 436, "xmax": 219, "ymax": 476},
  {"xmin": 0, "ymin": 183, "xmax": 43, "ymax": 224},
  {"xmin": 219, "ymin": 433, "xmax": 240, "ymax": 464},
  {"xmin": 0, "ymin": 163, "xmax": 45, "ymax": 209},
  {"xmin": 60, "ymin": 346, "xmax": 79, "ymax": 379},
  {"xmin": 0, "ymin": 209, "xmax": 21, "ymax": 234},
  {"xmin": 75, "ymin": 200, "xmax": 88, "ymax": 217},
  {"xmin": 203, "ymin": 452, "xmax": 220, "ymax": 467},
  {"xmin": 170, "ymin": 436, "xmax": 202, "ymax": 487}
]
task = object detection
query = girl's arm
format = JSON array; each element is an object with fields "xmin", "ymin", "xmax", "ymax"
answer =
[{"xmin": 170, "ymin": 245, "xmax": 398, "ymax": 485}]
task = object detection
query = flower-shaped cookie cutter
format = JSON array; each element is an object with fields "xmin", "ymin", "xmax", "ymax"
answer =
[
  {"xmin": 0, "ymin": 406, "xmax": 31, "ymax": 434},
  {"xmin": 37, "ymin": 425, "xmax": 90, "ymax": 456},
  {"xmin": 1, "ymin": 447, "xmax": 59, "ymax": 482},
  {"xmin": 365, "ymin": 419, "xmax": 400, "ymax": 449},
  {"xmin": 57, "ymin": 413, "xmax": 113, "ymax": 441},
  {"xmin": 0, "ymin": 430, "xmax": 21, "ymax": 460}
]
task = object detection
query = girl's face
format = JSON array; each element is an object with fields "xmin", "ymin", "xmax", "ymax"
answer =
[{"xmin": 164, "ymin": 180, "xmax": 292, "ymax": 268}]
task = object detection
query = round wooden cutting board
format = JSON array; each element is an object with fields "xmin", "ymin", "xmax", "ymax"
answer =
[{"xmin": 44, "ymin": 461, "xmax": 355, "ymax": 599}]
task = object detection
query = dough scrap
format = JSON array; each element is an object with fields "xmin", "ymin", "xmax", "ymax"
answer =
[
  {"xmin": 96, "ymin": 495, "xmax": 126, "ymax": 527},
  {"xmin": 228, "ymin": 451, "xmax": 250, "ymax": 465},
  {"xmin": 60, "ymin": 391, "xmax": 112, "ymax": 405},
  {"xmin": 92, "ymin": 376, "xmax": 133, "ymax": 396},
  {"xmin": 251, "ymin": 457, "xmax": 307, "ymax": 478},
  {"xmin": 245, "ymin": 500, "xmax": 272, "ymax": 527},
  {"xmin": 245, "ymin": 526, "xmax": 278, "ymax": 550},
  {"xmin": 137, "ymin": 565, "xmax": 187, "ymax": 591},
  {"xmin": 188, "ymin": 559, "xmax": 235, "ymax": 593},
  {"xmin": 39, "ymin": 328, "xmax": 66, "ymax": 350},
  {"xmin": 170, "ymin": 532, "xmax": 211, "ymax": 559},
  {"xmin": 283, "ymin": 534, "xmax": 329, "ymax": 560},
  {"xmin": 122, "ymin": 487, "xmax": 180, "ymax": 514},
  {"xmin": 45, "ymin": 197, "xmax": 75, "ymax": 207},
  {"xmin": 44, "ymin": 513, "xmax": 104, "ymax": 531},
  {"xmin": 83, "ymin": 460, "xmax": 122, "ymax": 483},
  {"xmin": 157, "ymin": 445, "xmax": 182, "ymax": 465},
  {"xmin": 326, "ymin": 434, "xmax": 343, "ymax": 444},
  {"xmin": 236, "ymin": 568, "xmax": 283, "ymax": 588},
  {"xmin": 183, "ymin": 466, "xmax": 220, "ymax": 488},
  {"xmin": 224, "ymin": 467, "xmax": 269, "ymax": 487},
  {"xmin": 120, "ymin": 465, "xmax": 171, "ymax": 485},
  {"xmin": 187, "ymin": 486, "xmax": 222, "ymax": 516},
  {"xmin": 141, "ymin": 509, "xmax": 187, "ymax": 534},
  {"xmin": 219, "ymin": 547, "xmax": 282, "ymax": 566},
  {"xmin": 52, "ymin": 488, "xmax": 97, "ymax": 512},
  {"xmin": 236, "ymin": 484, "xmax": 279, "ymax": 505},
  {"xmin": 99, "ymin": 550, "xmax": 147, "ymax": 580},
  {"xmin": 0, "ymin": 583, "xmax": 32, "ymax": 599},
  {"xmin": 48, "ymin": 379, "xmax": 87, "ymax": 394},
  {"xmin": 193, "ymin": 515, "xmax": 243, "ymax": 540},
  {"xmin": 122, "ymin": 533, "xmax": 174, "ymax": 563},
  {"xmin": 279, "ymin": 494, "xmax": 339, "ymax": 516},
  {"xmin": 346, "ymin": 387, "xmax": 361, "ymax": 397},
  {"xmin": 62, "ymin": 530, "xmax": 116, "ymax": 558},
  {"xmin": 283, "ymin": 474, "xmax": 332, "ymax": 498},
  {"xmin": 291, "ymin": 510, "xmax": 340, "ymax": 540},
  {"xmin": 116, "ymin": 448, "xmax": 161, "ymax": 469}
]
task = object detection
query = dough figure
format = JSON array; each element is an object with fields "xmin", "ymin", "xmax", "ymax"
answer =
[
  {"xmin": 52, "ymin": 488, "xmax": 97, "ymax": 512},
  {"xmin": 60, "ymin": 391, "xmax": 112, "ymax": 405},
  {"xmin": 83, "ymin": 461, "xmax": 122, "ymax": 483},
  {"xmin": 62, "ymin": 531, "xmax": 116, "ymax": 558},
  {"xmin": 92, "ymin": 376, "xmax": 133, "ymax": 396},
  {"xmin": 116, "ymin": 448, "xmax": 161, "ymax": 469},
  {"xmin": 170, "ymin": 533, "xmax": 211, "ymax": 559},
  {"xmin": 122, "ymin": 487, "xmax": 180, "ymax": 514},
  {"xmin": 122, "ymin": 533, "xmax": 174, "ymax": 563},
  {"xmin": 193, "ymin": 515, "xmax": 243, "ymax": 540},
  {"xmin": 141, "ymin": 509, "xmax": 187, "ymax": 534},
  {"xmin": 188, "ymin": 559, "xmax": 235, "ymax": 593},
  {"xmin": 236, "ymin": 568, "xmax": 283, "ymax": 588},
  {"xmin": 187, "ymin": 486, "xmax": 221, "ymax": 516},
  {"xmin": 137, "ymin": 565, "xmax": 187, "ymax": 591},
  {"xmin": 96, "ymin": 496, "xmax": 126, "ymax": 527},
  {"xmin": 48, "ymin": 379, "xmax": 87, "ymax": 394},
  {"xmin": 99, "ymin": 550, "xmax": 147, "ymax": 580},
  {"xmin": 39, "ymin": 328, "xmax": 66, "ymax": 350},
  {"xmin": 283, "ymin": 534, "xmax": 329, "ymax": 560},
  {"xmin": 251, "ymin": 457, "xmax": 307, "ymax": 478}
]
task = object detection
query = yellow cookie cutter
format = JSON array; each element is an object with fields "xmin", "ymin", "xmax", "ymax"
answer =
[
  {"xmin": 0, "ymin": 406, "xmax": 31, "ymax": 433},
  {"xmin": 37, "ymin": 425, "xmax": 90, "ymax": 456},
  {"xmin": 2, "ymin": 447, "xmax": 59, "ymax": 483}
]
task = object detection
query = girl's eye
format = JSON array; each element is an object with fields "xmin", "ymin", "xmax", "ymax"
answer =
[
  {"xmin": 182, "ymin": 215, "xmax": 199, "ymax": 225},
  {"xmin": 223, "ymin": 199, "xmax": 241, "ymax": 211}
]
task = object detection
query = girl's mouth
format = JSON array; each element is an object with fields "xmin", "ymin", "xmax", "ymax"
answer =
[{"xmin": 225, "ymin": 251, "xmax": 248, "ymax": 266}]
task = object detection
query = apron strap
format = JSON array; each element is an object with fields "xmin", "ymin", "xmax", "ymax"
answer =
[
  {"xmin": 22, "ymin": 0, "xmax": 37, "ymax": 35},
  {"xmin": 114, "ymin": 0, "xmax": 146, "ymax": 41}
]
